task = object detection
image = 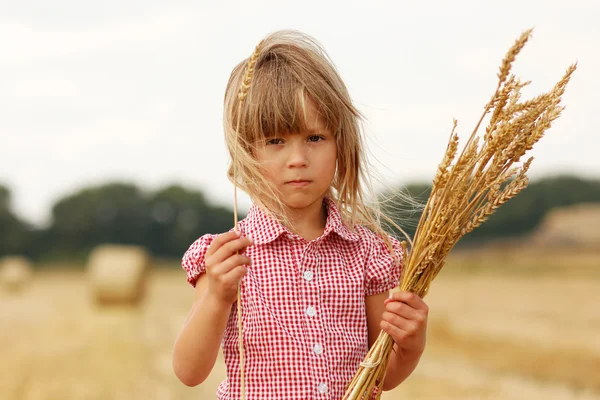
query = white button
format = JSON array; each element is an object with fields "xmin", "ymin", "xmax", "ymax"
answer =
[
  {"xmin": 318, "ymin": 382, "xmax": 328, "ymax": 394},
  {"xmin": 306, "ymin": 306, "xmax": 317, "ymax": 317},
  {"xmin": 303, "ymin": 270, "xmax": 314, "ymax": 281},
  {"xmin": 313, "ymin": 343, "xmax": 323, "ymax": 355}
]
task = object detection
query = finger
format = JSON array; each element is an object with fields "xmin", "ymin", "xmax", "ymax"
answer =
[
  {"xmin": 384, "ymin": 301, "xmax": 422, "ymax": 321},
  {"xmin": 212, "ymin": 237, "xmax": 253, "ymax": 262},
  {"xmin": 211, "ymin": 236, "xmax": 254, "ymax": 264},
  {"xmin": 381, "ymin": 312, "xmax": 416, "ymax": 333},
  {"xmin": 209, "ymin": 254, "xmax": 251, "ymax": 276},
  {"xmin": 221, "ymin": 265, "xmax": 248, "ymax": 285},
  {"xmin": 380, "ymin": 319, "xmax": 409, "ymax": 343},
  {"xmin": 387, "ymin": 291, "xmax": 429, "ymax": 314},
  {"xmin": 206, "ymin": 231, "xmax": 241, "ymax": 257}
]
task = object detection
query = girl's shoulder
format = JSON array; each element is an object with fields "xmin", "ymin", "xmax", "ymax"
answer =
[
  {"xmin": 352, "ymin": 224, "xmax": 404, "ymax": 254},
  {"xmin": 351, "ymin": 225, "xmax": 405, "ymax": 296},
  {"xmin": 181, "ymin": 233, "xmax": 218, "ymax": 287}
]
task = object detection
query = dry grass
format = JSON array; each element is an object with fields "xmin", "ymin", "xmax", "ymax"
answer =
[
  {"xmin": 428, "ymin": 320, "xmax": 600, "ymax": 392},
  {"xmin": 385, "ymin": 268, "xmax": 600, "ymax": 400},
  {"xmin": 0, "ymin": 261, "xmax": 598, "ymax": 400},
  {"xmin": 346, "ymin": 29, "xmax": 577, "ymax": 398},
  {"xmin": 0, "ymin": 270, "xmax": 206, "ymax": 400},
  {"xmin": 446, "ymin": 244, "xmax": 600, "ymax": 277}
]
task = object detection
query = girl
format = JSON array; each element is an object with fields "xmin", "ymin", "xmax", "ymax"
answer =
[{"xmin": 172, "ymin": 30, "xmax": 429, "ymax": 399}]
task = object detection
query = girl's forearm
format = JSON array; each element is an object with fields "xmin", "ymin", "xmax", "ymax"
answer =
[
  {"xmin": 382, "ymin": 343, "xmax": 422, "ymax": 391},
  {"xmin": 172, "ymin": 292, "xmax": 232, "ymax": 386}
]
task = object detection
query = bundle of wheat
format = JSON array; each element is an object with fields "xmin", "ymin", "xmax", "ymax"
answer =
[
  {"xmin": 343, "ymin": 28, "xmax": 576, "ymax": 399},
  {"xmin": 86, "ymin": 244, "xmax": 151, "ymax": 306},
  {"xmin": 0, "ymin": 256, "xmax": 32, "ymax": 293}
]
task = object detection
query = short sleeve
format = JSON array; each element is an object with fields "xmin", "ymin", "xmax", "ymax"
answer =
[
  {"xmin": 364, "ymin": 234, "xmax": 404, "ymax": 296},
  {"xmin": 182, "ymin": 234, "xmax": 217, "ymax": 287}
]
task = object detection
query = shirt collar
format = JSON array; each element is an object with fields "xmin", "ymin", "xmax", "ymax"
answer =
[{"xmin": 244, "ymin": 196, "xmax": 360, "ymax": 245}]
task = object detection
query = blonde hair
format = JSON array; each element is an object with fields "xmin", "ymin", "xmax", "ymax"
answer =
[{"xmin": 223, "ymin": 29, "xmax": 412, "ymax": 254}]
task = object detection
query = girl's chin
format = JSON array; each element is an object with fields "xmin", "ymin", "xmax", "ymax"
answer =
[{"xmin": 281, "ymin": 193, "xmax": 322, "ymax": 209}]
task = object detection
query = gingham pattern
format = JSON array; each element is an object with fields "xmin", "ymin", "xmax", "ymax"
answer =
[{"xmin": 182, "ymin": 197, "xmax": 403, "ymax": 400}]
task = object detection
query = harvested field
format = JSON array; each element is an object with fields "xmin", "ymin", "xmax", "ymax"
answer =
[{"xmin": 0, "ymin": 252, "xmax": 598, "ymax": 399}]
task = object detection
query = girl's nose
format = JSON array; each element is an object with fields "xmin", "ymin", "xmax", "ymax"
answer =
[{"xmin": 286, "ymin": 142, "xmax": 309, "ymax": 168}]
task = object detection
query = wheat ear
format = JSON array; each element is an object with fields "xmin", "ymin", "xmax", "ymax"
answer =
[
  {"xmin": 233, "ymin": 40, "xmax": 262, "ymax": 400},
  {"xmin": 343, "ymin": 28, "xmax": 576, "ymax": 400}
]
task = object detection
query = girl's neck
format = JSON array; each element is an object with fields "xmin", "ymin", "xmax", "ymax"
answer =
[{"xmin": 285, "ymin": 197, "xmax": 328, "ymax": 242}]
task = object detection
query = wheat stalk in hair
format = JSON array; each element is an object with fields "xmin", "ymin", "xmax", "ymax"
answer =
[
  {"xmin": 232, "ymin": 40, "xmax": 262, "ymax": 400},
  {"xmin": 343, "ymin": 28, "xmax": 577, "ymax": 400}
]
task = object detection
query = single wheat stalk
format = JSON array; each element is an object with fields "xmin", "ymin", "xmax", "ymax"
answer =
[
  {"xmin": 233, "ymin": 40, "xmax": 262, "ymax": 400},
  {"xmin": 343, "ymin": 28, "xmax": 577, "ymax": 399}
]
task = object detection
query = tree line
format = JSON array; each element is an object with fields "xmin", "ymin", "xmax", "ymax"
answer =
[
  {"xmin": 380, "ymin": 175, "xmax": 600, "ymax": 244},
  {"xmin": 0, "ymin": 183, "xmax": 237, "ymax": 263},
  {"xmin": 1, "ymin": 175, "xmax": 599, "ymax": 264}
]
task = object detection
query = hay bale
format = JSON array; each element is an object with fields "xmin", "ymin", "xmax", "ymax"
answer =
[
  {"xmin": 87, "ymin": 245, "xmax": 151, "ymax": 306},
  {"xmin": 530, "ymin": 203, "xmax": 600, "ymax": 249},
  {"xmin": 0, "ymin": 256, "xmax": 33, "ymax": 293}
]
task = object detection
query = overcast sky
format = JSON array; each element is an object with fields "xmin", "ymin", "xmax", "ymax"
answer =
[{"xmin": 1, "ymin": 0, "xmax": 597, "ymax": 227}]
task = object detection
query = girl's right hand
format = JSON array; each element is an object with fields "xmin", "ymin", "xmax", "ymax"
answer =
[{"xmin": 204, "ymin": 230, "xmax": 253, "ymax": 305}]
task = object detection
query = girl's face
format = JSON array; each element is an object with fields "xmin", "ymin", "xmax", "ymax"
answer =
[{"xmin": 254, "ymin": 97, "xmax": 337, "ymax": 211}]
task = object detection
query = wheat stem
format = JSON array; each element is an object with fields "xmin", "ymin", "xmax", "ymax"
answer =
[{"xmin": 344, "ymin": 28, "xmax": 576, "ymax": 398}]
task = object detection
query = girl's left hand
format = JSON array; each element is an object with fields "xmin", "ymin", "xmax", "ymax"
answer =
[{"xmin": 380, "ymin": 291, "xmax": 428, "ymax": 359}]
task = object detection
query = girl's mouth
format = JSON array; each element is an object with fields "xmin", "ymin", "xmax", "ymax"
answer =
[{"xmin": 287, "ymin": 180, "xmax": 311, "ymax": 187}]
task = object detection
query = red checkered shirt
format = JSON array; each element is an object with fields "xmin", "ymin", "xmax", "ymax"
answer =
[{"xmin": 182, "ymin": 197, "xmax": 403, "ymax": 400}]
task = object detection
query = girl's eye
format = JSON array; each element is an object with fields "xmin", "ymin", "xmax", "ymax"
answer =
[
  {"xmin": 266, "ymin": 138, "xmax": 284, "ymax": 145},
  {"xmin": 308, "ymin": 135, "xmax": 325, "ymax": 142}
]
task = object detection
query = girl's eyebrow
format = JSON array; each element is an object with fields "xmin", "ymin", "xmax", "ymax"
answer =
[{"xmin": 305, "ymin": 127, "xmax": 326, "ymax": 134}]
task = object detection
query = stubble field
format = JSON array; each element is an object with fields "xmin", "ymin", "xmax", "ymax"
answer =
[{"xmin": 1, "ymin": 247, "xmax": 599, "ymax": 400}]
